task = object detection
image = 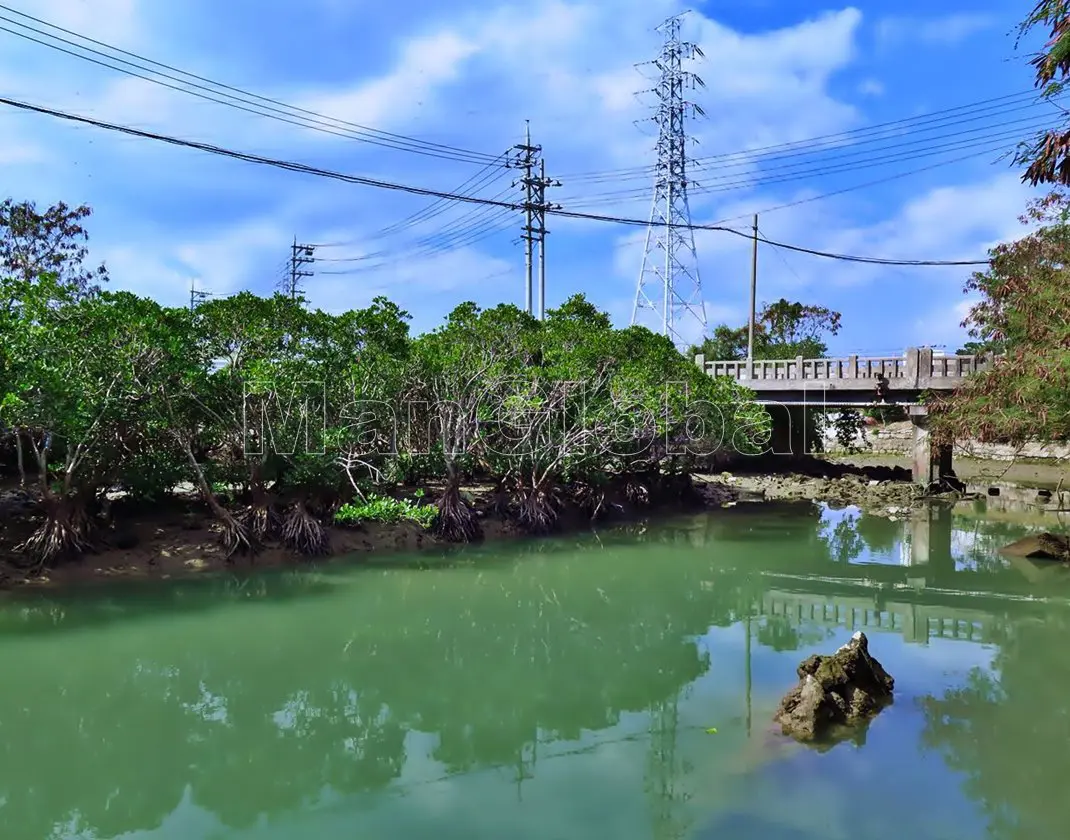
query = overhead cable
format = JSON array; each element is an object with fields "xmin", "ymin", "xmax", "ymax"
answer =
[
  {"xmin": 0, "ymin": 5, "xmax": 501, "ymax": 164},
  {"xmin": 0, "ymin": 95, "xmax": 991, "ymax": 266}
]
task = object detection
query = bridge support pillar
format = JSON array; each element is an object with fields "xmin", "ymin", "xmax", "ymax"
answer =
[
  {"xmin": 907, "ymin": 503, "xmax": 953, "ymax": 571},
  {"xmin": 908, "ymin": 406, "xmax": 953, "ymax": 487}
]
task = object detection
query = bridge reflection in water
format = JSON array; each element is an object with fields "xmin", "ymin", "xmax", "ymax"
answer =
[{"xmin": 694, "ymin": 498, "xmax": 1070, "ymax": 654}]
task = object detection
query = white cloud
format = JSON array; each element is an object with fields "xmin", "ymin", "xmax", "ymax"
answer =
[
  {"xmin": 303, "ymin": 245, "xmax": 516, "ymax": 329},
  {"xmin": 101, "ymin": 218, "xmax": 291, "ymax": 308},
  {"xmin": 858, "ymin": 78, "xmax": 884, "ymax": 97},
  {"xmin": 913, "ymin": 296, "xmax": 981, "ymax": 349},
  {"xmin": 295, "ymin": 30, "xmax": 483, "ymax": 130},
  {"xmin": 0, "ymin": 0, "xmax": 1038, "ymax": 356},
  {"xmin": 602, "ymin": 168, "xmax": 1032, "ymax": 351},
  {"xmin": 876, "ymin": 12, "xmax": 995, "ymax": 47},
  {"xmin": 32, "ymin": 0, "xmax": 142, "ymax": 45}
]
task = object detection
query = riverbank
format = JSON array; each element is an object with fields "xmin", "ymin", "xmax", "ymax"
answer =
[
  {"xmin": 0, "ymin": 477, "xmax": 736, "ymax": 592},
  {"xmin": 1, "ymin": 455, "xmax": 1059, "ymax": 592},
  {"xmin": 829, "ymin": 451, "xmax": 1070, "ymax": 489}
]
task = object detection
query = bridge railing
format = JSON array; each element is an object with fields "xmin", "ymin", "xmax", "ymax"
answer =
[{"xmin": 698, "ymin": 347, "xmax": 992, "ymax": 385}]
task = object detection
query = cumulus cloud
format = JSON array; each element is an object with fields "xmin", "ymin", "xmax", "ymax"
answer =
[
  {"xmin": 876, "ymin": 12, "xmax": 996, "ymax": 47},
  {"xmin": 0, "ymin": 0, "xmax": 1040, "ymax": 353}
]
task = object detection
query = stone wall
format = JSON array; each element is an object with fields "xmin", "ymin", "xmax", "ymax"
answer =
[{"xmin": 824, "ymin": 420, "xmax": 1070, "ymax": 462}]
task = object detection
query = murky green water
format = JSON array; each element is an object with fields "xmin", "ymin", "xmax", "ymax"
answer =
[{"xmin": 2, "ymin": 500, "xmax": 1069, "ymax": 840}]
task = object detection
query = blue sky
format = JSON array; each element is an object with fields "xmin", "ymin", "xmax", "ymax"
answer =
[{"xmin": 0, "ymin": 0, "xmax": 1048, "ymax": 352}]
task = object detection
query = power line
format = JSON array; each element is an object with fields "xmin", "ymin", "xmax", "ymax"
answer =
[
  {"xmin": 710, "ymin": 145, "xmax": 1013, "ymax": 226},
  {"xmin": 560, "ymin": 116, "xmax": 1056, "ymax": 207},
  {"xmin": 311, "ymin": 155, "xmax": 513, "ymax": 250},
  {"xmin": 0, "ymin": 94, "xmax": 992, "ymax": 267},
  {"xmin": 315, "ymin": 184, "xmax": 520, "ymax": 269},
  {"xmin": 0, "ymin": 5, "xmax": 502, "ymax": 165},
  {"xmin": 557, "ymin": 88, "xmax": 1046, "ymax": 183},
  {"xmin": 317, "ymin": 205, "xmax": 519, "ymax": 273}
]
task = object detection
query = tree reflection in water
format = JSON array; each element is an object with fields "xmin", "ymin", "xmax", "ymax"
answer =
[
  {"xmin": 920, "ymin": 612, "xmax": 1070, "ymax": 840},
  {"xmin": 0, "ymin": 502, "xmax": 1060, "ymax": 839}
]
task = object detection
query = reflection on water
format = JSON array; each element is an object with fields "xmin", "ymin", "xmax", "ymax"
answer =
[{"xmin": 0, "ymin": 502, "xmax": 1068, "ymax": 839}]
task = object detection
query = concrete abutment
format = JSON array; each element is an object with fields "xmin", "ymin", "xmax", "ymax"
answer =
[{"xmin": 908, "ymin": 406, "xmax": 954, "ymax": 487}]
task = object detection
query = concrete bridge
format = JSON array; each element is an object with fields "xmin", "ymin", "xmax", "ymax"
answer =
[{"xmin": 695, "ymin": 347, "xmax": 995, "ymax": 486}]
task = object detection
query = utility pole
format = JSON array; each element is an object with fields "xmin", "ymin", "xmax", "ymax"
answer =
[
  {"xmin": 747, "ymin": 213, "xmax": 758, "ymax": 371},
  {"xmin": 534, "ymin": 157, "xmax": 562, "ymax": 319},
  {"xmin": 632, "ymin": 12, "xmax": 708, "ymax": 347},
  {"xmin": 511, "ymin": 122, "xmax": 538, "ymax": 315},
  {"xmin": 189, "ymin": 278, "xmax": 211, "ymax": 313},
  {"xmin": 509, "ymin": 122, "xmax": 560, "ymax": 318},
  {"xmin": 287, "ymin": 237, "xmax": 315, "ymax": 301}
]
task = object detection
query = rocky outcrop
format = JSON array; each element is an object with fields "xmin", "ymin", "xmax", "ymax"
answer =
[
  {"xmin": 774, "ymin": 631, "xmax": 894, "ymax": 743},
  {"xmin": 712, "ymin": 471, "xmax": 927, "ymax": 516}
]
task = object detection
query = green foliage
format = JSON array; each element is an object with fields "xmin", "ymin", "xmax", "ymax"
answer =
[
  {"xmin": 334, "ymin": 495, "xmax": 437, "ymax": 529},
  {"xmin": 1014, "ymin": 2, "xmax": 1070, "ymax": 185},
  {"xmin": 865, "ymin": 405, "xmax": 907, "ymax": 423},
  {"xmin": 931, "ymin": 189, "xmax": 1070, "ymax": 443},
  {"xmin": 828, "ymin": 409, "xmax": 870, "ymax": 454},
  {"xmin": 689, "ymin": 298, "xmax": 841, "ymax": 361},
  {"xmin": 0, "ymin": 199, "xmax": 771, "ymax": 563}
]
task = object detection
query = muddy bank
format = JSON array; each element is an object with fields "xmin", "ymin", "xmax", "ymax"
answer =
[
  {"xmin": 829, "ymin": 452, "xmax": 1070, "ymax": 489},
  {"xmin": 0, "ymin": 455, "xmax": 997, "ymax": 593},
  {"xmin": 0, "ymin": 478, "xmax": 726, "ymax": 592}
]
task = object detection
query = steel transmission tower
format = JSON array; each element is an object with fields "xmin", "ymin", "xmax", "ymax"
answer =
[{"xmin": 631, "ymin": 12, "xmax": 708, "ymax": 346}]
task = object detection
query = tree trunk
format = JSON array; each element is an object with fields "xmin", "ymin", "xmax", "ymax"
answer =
[
  {"xmin": 175, "ymin": 432, "xmax": 254, "ymax": 557},
  {"xmin": 14, "ymin": 430, "xmax": 25, "ymax": 487}
]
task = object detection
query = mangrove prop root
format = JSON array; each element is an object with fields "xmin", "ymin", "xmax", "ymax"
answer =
[
  {"xmin": 571, "ymin": 482, "xmax": 606, "ymax": 521},
  {"xmin": 219, "ymin": 512, "xmax": 257, "ymax": 559},
  {"xmin": 433, "ymin": 485, "xmax": 482, "ymax": 543},
  {"xmin": 517, "ymin": 484, "xmax": 561, "ymax": 535},
  {"xmin": 238, "ymin": 502, "xmax": 282, "ymax": 541},
  {"xmin": 16, "ymin": 502, "xmax": 95, "ymax": 569},
  {"xmin": 624, "ymin": 480, "xmax": 650, "ymax": 506},
  {"xmin": 281, "ymin": 502, "xmax": 330, "ymax": 557}
]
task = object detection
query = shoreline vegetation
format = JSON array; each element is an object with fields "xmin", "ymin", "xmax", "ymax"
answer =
[
  {"xmin": 0, "ymin": 454, "xmax": 1008, "ymax": 593},
  {"xmin": 5, "ymin": 172, "xmax": 1070, "ymax": 594}
]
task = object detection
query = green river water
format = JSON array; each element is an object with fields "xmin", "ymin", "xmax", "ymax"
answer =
[{"xmin": 1, "ymin": 499, "xmax": 1068, "ymax": 840}]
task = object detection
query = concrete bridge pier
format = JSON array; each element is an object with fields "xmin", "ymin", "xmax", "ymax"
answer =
[
  {"xmin": 908, "ymin": 406, "xmax": 954, "ymax": 487},
  {"xmin": 906, "ymin": 503, "xmax": 954, "ymax": 571}
]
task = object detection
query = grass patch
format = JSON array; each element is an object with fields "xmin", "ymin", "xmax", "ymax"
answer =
[{"xmin": 333, "ymin": 494, "xmax": 436, "ymax": 529}]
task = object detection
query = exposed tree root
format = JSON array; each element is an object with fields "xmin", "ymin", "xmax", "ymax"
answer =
[
  {"xmin": 490, "ymin": 477, "xmax": 514, "ymax": 518},
  {"xmin": 570, "ymin": 481, "xmax": 607, "ymax": 522},
  {"xmin": 219, "ymin": 510, "xmax": 257, "ymax": 559},
  {"xmin": 433, "ymin": 478, "xmax": 482, "ymax": 543},
  {"xmin": 624, "ymin": 477, "xmax": 651, "ymax": 507},
  {"xmin": 238, "ymin": 500, "xmax": 282, "ymax": 542},
  {"xmin": 16, "ymin": 497, "xmax": 95, "ymax": 571},
  {"xmin": 281, "ymin": 501, "xmax": 330, "ymax": 557},
  {"xmin": 516, "ymin": 481, "xmax": 562, "ymax": 535}
]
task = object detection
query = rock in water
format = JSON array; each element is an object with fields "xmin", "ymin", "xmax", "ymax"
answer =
[{"xmin": 773, "ymin": 631, "xmax": 894, "ymax": 742}]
